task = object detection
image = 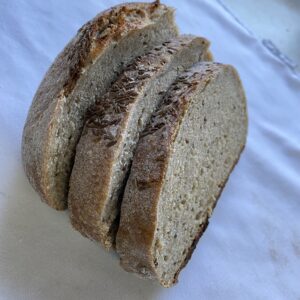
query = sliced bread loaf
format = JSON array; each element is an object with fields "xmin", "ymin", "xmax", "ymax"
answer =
[
  {"xmin": 116, "ymin": 62, "xmax": 248, "ymax": 287},
  {"xmin": 69, "ymin": 35, "xmax": 211, "ymax": 249},
  {"xmin": 22, "ymin": 1, "xmax": 178, "ymax": 210}
]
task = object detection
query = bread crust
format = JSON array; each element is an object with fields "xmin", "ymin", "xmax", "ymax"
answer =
[
  {"xmin": 116, "ymin": 63, "xmax": 248, "ymax": 287},
  {"xmin": 69, "ymin": 35, "xmax": 211, "ymax": 249},
  {"xmin": 22, "ymin": 1, "xmax": 177, "ymax": 210}
]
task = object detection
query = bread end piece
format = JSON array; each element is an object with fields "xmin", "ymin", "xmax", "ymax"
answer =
[{"xmin": 22, "ymin": 1, "xmax": 178, "ymax": 210}]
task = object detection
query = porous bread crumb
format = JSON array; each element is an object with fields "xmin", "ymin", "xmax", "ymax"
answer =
[{"xmin": 116, "ymin": 62, "xmax": 248, "ymax": 287}]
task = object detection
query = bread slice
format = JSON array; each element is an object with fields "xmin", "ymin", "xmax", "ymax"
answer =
[
  {"xmin": 68, "ymin": 35, "xmax": 211, "ymax": 249},
  {"xmin": 22, "ymin": 1, "xmax": 178, "ymax": 210},
  {"xmin": 116, "ymin": 62, "xmax": 248, "ymax": 287}
]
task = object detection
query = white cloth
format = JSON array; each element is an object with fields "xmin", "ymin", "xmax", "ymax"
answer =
[{"xmin": 0, "ymin": 1, "xmax": 299, "ymax": 299}]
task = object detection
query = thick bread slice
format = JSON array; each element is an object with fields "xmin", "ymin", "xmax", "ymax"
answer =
[
  {"xmin": 116, "ymin": 62, "xmax": 248, "ymax": 287},
  {"xmin": 22, "ymin": 1, "xmax": 178, "ymax": 210},
  {"xmin": 69, "ymin": 35, "xmax": 211, "ymax": 249}
]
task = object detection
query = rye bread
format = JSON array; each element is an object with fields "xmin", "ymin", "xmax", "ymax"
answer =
[
  {"xmin": 116, "ymin": 62, "xmax": 248, "ymax": 287},
  {"xmin": 22, "ymin": 1, "xmax": 178, "ymax": 210},
  {"xmin": 69, "ymin": 35, "xmax": 211, "ymax": 249}
]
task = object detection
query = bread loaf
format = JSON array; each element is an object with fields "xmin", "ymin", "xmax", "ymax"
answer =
[
  {"xmin": 69, "ymin": 35, "xmax": 211, "ymax": 249},
  {"xmin": 22, "ymin": 1, "xmax": 178, "ymax": 210},
  {"xmin": 116, "ymin": 62, "xmax": 248, "ymax": 287},
  {"xmin": 21, "ymin": 0, "xmax": 248, "ymax": 287}
]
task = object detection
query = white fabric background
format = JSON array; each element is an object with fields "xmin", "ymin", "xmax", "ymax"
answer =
[{"xmin": 0, "ymin": 0, "xmax": 299, "ymax": 299}]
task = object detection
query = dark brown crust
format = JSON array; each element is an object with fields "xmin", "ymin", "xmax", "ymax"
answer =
[
  {"xmin": 21, "ymin": 1, "xmax": 177, "ymax": 210},
  {"xmin": 69, "ymin": 35, "xmax": 211, "ymax": 249},
  {"xmin": 116, "ymin": 62, "xmax": 248, "ymax": 287}
]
